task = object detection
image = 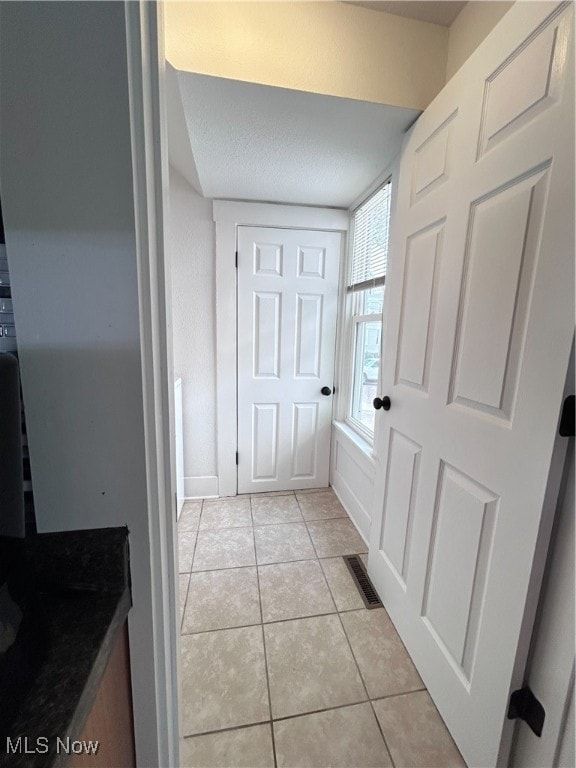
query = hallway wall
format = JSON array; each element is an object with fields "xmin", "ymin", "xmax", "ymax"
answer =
[
  {"xmin": 0, "ymin": 2, "xmax": 167, "ymax": 762},
  {"xmin": 446, "ymin": 0, "xmax": 514, "ymax": 80},
  {"xmin": 165, "ymin": 1, "xmax": 448, "ymax": 111},
  {"xmin": 167, "ymin": 166, "xmax": 218, "ymax": 496}
]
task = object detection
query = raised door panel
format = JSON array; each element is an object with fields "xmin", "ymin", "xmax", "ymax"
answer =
[
  {"xmin": 291, "ymin": 403, "xmax": 318, "ymax": 479},
  {"xmin": 254, "ymin": 242, "xmax": 283, "ymax": 276},
  {"xmin": 449, "ymin": 166, "xmax": 550, "ymax": 420},
  {"xmin": 379, "ymin": 429, "xmax": 422, "ymax": 587},
  {"xmin": 411, "ymin": 112, "xmax": 457, "ymax": 205},
  {"xmin": 252, "ymin": 403, "xmax": 279, "ymax": 481},
  {"xmin": 294, "ymin": 294, "xmax": 323, "ymax": 378},
  {"xmin": 396, "ymin": 223, "xmax": 443, "ymax": 394},
  {"xmin": 422, "ymin": 463, "xmax": 499, "ymax": 682},
  {"xmin": 253, "ymin": 292, "xmax": 281, "ymax": 378},
  {"xmin": 478, "ymin": 10, "xmax": 571, "ymax": 158},
  {"xmin": 297, "ymin": 246, "xmax": 326, "ymax": 278}
]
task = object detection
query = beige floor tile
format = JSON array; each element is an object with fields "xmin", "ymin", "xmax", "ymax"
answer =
[
  {"xmin": 306, "ymin": 518, "xmax": 367, "ymax": 557},
  {"xmin": 274, "ymin": 703, "xmax": 392, "ymax": 768},
  {"xmin": 320, "ymin": 557, "xmax": 365, "ymax": 611},
  {"xmin": 179, "ymin": 532, "xmax": 197, "ymax": 573},
  {"xmin": 200, "ymin": 498, "xmax": 252, "ymax": 530},
  {"xmin": 254, "ymin": 522, "xmax": 315, "ymax": 564},
  {"xmin": 193, "ymin": 527, "xmax": 256, "ymax": 571},
  {"xmin": 296, "ymin": 490, "xmax": 347, "ymax": 521},
  {"xmin": 250, "ymin": 490, "xmax": 294, "ymax": 498},
  {"xmin": 183, "ymin": 567, "xmax": 261, "ymax": 633},
  {"xmin": 180, "ymin": 626, "xmax": 269, "ymax": 736},
  {"xmin": 181, "ymin": 724, "xmax": 274, "ymax": 768},
  {"xmin": 264, "ymin": 614, "xmax": 366, "ymax": 719},
  {"xmin": 251, "ymin": 495, "xmax": 303, "ymax": 526},
  {"xmin": 373, "ymin": 691, "xmax": 466, "ymax": 768},
  {"xmin": 340, "ymin": 609, "xmax": 423, "ymax": 698},
  {"xmin": 180, "ymin": 573, "xmax": 190, "ymax": 627},
  {"xmin": 258, "ymin": 560, "xmax": 335, "ymax": 622},
  {"xmin": 179, "ymin": 501, "xmax": 202, "ymax": 532}
]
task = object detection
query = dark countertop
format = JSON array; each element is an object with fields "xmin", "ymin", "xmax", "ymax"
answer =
[{"xmin": 0, "ymin": 528, "xmax": 131, "ymax": 768}]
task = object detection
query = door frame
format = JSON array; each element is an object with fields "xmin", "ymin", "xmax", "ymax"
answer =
[
  {"xmin": 125, "ymin": 2, "xmax": 180, "ymax": 765},
  {"xmin": 213, "ymin": 201, "xmax": 349, "ymax": 497}
]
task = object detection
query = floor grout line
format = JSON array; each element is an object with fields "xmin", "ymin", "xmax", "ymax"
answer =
[
  {"xmin": 249, "ymin": 494, "xmax": 278, "ymax": 768},
  {"xmin": 333, "ymin": 606, "xmax": 398, "ymax": 766},
  {"xmin": 271, "ymin": 699, "xmax": 371, "ymax": 723},
  {"xmin": 178, "ymin": 489, "xmax": 427, "ymax": 766},
  {"xmin": 180, "ymin": 608, "xmax": 350, "ymax": 637},
  {"xmin": 180, "ymin": 499, "xmax": 204, "ymax": 631},
  {"xmin": 179, "ymin": 550, "xmax": 369, "ymax": 578},
  {"xmin": 179, "ymin": 571, "xmax": 191, "ymax": 636},
  {"xmin": 371, "ymin": 688, "xmax": 428, "ymax": 703},
  {"xmin": 181, "ymin": 720, "xmax": 272, "ymax": 741},
  {"xmin": 322, "ymin": 558, "xmax": 397, "ymax": 768},
  {"xmin": 298, "ymin": 513, "xmax": 397, "ymax": 764},
  {"xmin": 189, "ymin": 503, "xmax": 202, "ymax": 578},
  {"xmin": 370, "ymin": 697, "xmax": 396, "ymax": 768},
  {"xmin": 179, "ymin": 688, "xmax": 430, "ymax": 741}
]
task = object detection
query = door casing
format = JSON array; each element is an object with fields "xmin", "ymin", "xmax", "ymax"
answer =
[{"xmin": 213, "ymin": 201, "xmax": 348, "ymax": 497}]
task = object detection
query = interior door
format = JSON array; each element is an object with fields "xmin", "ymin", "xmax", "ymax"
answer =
[
  {"xmin": 237, "ymin": 226, "xmax": 341, "ymax": 494},
  {"xmin": 511, "ymin": 438, "xmax": 574, "ymax": 768},
  {"xmin": 368, "ymin": 4, "xmax": 574, "ymax": 767}
]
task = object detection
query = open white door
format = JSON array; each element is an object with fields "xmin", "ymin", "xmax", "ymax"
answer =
[
  {"xmin": 368, "ymin": 4, "xmax": 574, "ymax": 767},
  {"xmin": 237, "ymin": 226, "xmax": 341, "ymax": 493}
]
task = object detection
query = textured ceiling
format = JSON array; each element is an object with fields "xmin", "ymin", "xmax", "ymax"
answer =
[
  {"xmin": 344, "ymin": 1, "xmax": 467, "ymax": 26},
  {"xmin": 175, "ymin": 72, "xmax": 420, "ymax": 208}
]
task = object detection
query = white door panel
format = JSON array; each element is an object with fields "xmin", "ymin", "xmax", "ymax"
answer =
[
  {"xmin": 369, "ymin": 4, "xmax": 574, "ymax": 767},
  {"xmin": 237, "ymin": 226, "xmax": 341, "ymax": 493}
]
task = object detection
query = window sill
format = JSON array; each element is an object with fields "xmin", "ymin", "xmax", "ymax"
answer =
[{"xmin": 332, "ymin": 420, "xmax": 376, "ymax": 467}]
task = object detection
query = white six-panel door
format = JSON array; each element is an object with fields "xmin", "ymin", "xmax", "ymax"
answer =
[
  {"xmin": 368, "ymin": 3, "xmax": 574, "ymax": 767},
  {"xmin": 237, "ymin": 226, "xmax": 341, "ymax": 493}
]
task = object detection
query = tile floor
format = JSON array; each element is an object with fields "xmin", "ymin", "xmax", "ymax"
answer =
[{"xmin": 178, "ymin": 488, "xmax": 466, "ymax": 768}]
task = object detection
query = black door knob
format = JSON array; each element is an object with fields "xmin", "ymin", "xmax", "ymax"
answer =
[
  {"xmin": 373, "ymin": 396, "xmax": 391, "ymax": 411},
  {"xmin": 321, "ymin": 386, "xmax": 333, "ymax": 396}
]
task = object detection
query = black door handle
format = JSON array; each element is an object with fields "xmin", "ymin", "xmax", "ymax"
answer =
[
  {"xmin": 373, "ymin": 396, "xmax": 391, "ymax": 411},
  {"xmin": 321, "ymin": 386, "xmax": 334, "ymax": 396}
]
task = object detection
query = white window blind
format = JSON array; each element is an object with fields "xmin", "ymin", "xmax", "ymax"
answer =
[{"xmin": 348, "ymin": 182, "xmax": 392, "ymax": 292}]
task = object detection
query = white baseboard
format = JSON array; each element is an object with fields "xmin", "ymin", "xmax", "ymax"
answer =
[{"xmin": 184, "ymin": 475, "xmax": 219, "ymax": 499}]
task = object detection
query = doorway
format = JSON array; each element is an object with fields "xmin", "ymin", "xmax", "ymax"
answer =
[
  {"xmin": 237, "ymin": 225, "xmax": 341, "ymax": 494},
  {"xmin": 213, "ymin": 201, "xmax": 349, "ymax": 498}
]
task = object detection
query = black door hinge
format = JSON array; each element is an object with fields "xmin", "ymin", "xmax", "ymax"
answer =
[
  {"xmin": 235, "ymin": 451, "xmax": 239, "ymax": 465},
  {"xmin": 559, "ymin": 395, "xmax": 575, "ymax": 437},
  {"xmin": 507, "ymin": 686, "xmax": 545, "ymax": 737},
  {"xmin": 235, "ymin": 251, "xmax": 238, "ymax": 268}
]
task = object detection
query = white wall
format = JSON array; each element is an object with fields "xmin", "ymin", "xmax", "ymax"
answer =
[
  {"xmin": 0, "ymin": 3, "xmax": 163, "ymax": 764},
  {"xmin": 331, "ymin": 424, "xmax": 375, "ymax": 544},
  {"xmin": 167, "ymin": 166, "xmax": 218, "ymax": 497}
]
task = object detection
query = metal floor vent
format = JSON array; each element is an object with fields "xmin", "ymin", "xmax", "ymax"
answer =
[{"xmin": 343, "ymin": 555, "xmax": 382, "ymax": 609}]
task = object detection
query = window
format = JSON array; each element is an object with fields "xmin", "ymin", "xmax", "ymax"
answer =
[{"xmin": 345, "ymin": 182, "xmax": 391, "ymax": 439}]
